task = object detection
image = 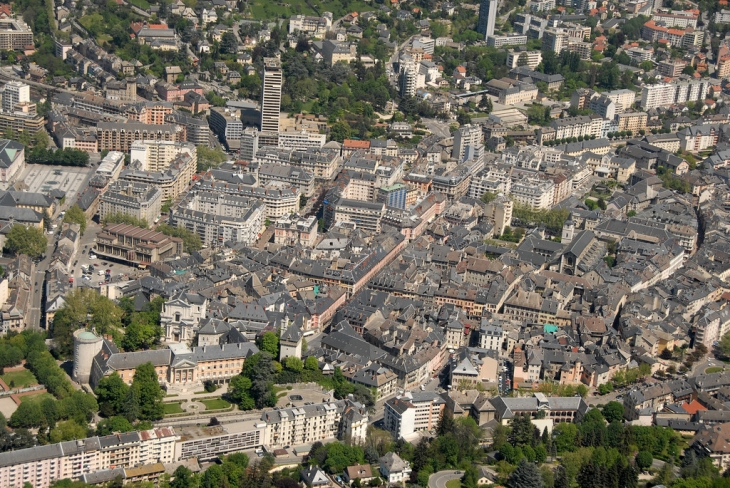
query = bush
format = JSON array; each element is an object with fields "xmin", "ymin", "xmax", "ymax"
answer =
[{"xmin": 204, "ymin": 380, "xmax": 217, "ymax": 393}]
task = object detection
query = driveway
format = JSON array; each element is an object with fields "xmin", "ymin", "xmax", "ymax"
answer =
[{"xmin": 429, "ymin": 470, "xmax": 462, "ymax": 488}]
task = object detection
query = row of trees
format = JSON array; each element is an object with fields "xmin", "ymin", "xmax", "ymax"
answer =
[
  {"xmin": 27, "ymin": 148, "xmax": 90, "ymax": 167},
  {"xmin": 542, "ymin": 135, "xmax": 598, "ymax": 147},
  {"xmin": 156, "ymin": 224, "xmax": 203, "ymax": 253},
  {"xmin": 102, "ymin": 213, "xmax": 149, "ymax": 228}
]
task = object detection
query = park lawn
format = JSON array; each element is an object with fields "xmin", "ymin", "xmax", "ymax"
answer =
[
  {"xmin": 201, "ymin": 398, "xmax": 231, "ymax": 410},
  {"xmin": 164, "ymin": 402, "xmax": 185, "ymax": 415},
  {"xmin": 706, "ymin": 367, "xmax": 724, "ymax": 374},
  {"xmin": 446, "ymin": 479, "xmax": 461, "ymax": 488},
  {"xmin": 2, "ymin": 370, "xmax": 38, "ymax": 389},
  {"xmin": 19, "ymin": 392, "xmax": 54, "ymax": 404}
]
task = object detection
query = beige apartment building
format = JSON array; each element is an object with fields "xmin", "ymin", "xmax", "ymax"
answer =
[
  {"xmin": 616, "ymin": 112, "xmax": 648, "ymax": 132},
  {"xmin": 0, "ymin": 428, "xmax": 178, "ymax": 488}
]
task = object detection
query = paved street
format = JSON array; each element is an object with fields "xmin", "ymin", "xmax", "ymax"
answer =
[
  {"xmin": 429, "ymin": 470, "xmax": 462, "ymax": 488},
  {"xmin": 423, "ymin": 118, "xmax": 452, "ymax": 138}
]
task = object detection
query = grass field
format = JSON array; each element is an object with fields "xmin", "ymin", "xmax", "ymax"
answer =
[
  {"xmin": 2, "ymin": 370, "xmax": 38, "ymax": 389},
  {"xmin": 164, "ymin": 402, "xmax": 185, "ymax": 415},
  {"xmin": 127, "ymin": 0, "xmax": 150, "ymax": 8},
  {"xmin": 446, "ymin": 479, "xmax": 461, "ymax": 488},
  {"xmin": 706, "ymin": 367, "xmax": 724, "ymax": 374},
  {"xmin": 201, "ymin": 398, "xmax": 231, "ymax": 410},
  {"xmin": 19, "ymin": 392, "xmax": 54, "ymax": 404}
]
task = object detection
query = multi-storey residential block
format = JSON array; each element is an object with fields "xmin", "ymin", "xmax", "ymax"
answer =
[
  {"xmin": 0, "ymin": 17, "xmax": 33, "ymax": 50},
  {"xmin": 164, "ymin": 112, "xmax": 210, "ymax": 146},
  {"xmin": 261, "ymin": 399, "xmax": 368, "ymax": 448},
  {"xmin": 288, "ymin": 14, "xmax": 332, "ymax": 37},
  {"xmin": 331, "ymin": 199, "xmax": 385, "ymax": 232},
  {"xmin": 0, "ymin": 428, "xmax": 179, "ymax": 488},
  {"xmin": 100, "ymin": 181, "xmax": 162, "ymax": 224},
  {"xmin": 509, "ymin": 178, "xmax": 555, "ymax": 209},
  {"xmin": 209, "ymin": 107, "xmax": 243, "ymax": 148},
  {"xmin": 616, "ymin": 112, "xmax": 648, "ymax": 132},
  {"xmin": 658, "ymin": 59, "xmax": 686, "ymax": 78},
  {"xmin": 255, "ymin": 161, "xmax": 315, "ymax": 196},
  {"xmin": 95, "ymin": 122, "xmax": 182, "ymax": 152},
  {"xmin": 261, "ymin": 58, "xmax": 282, "ymax": 133},
  {"xmin": 172, "ymin": 191, "xmax": 265, "ymax": 245},
  {"xmin": 452, "ymin": 124, "xmax": 484, "ymax": 160},
  {"xmin": 277, "ymin": 129, "xmax": 326, "ymax": 150},
  {"xmin": 193, "ymin": 180, "xmax": 300, "ymax": 219},
  {"xmin": 130, "ymin": 140, "xmax": 196, "ymax": 173},
  {"xmin": 652, "ymin": 9, "xmax": 699, "ymax": 28},
  {"xmin": 550, "ymin": 115, "xmax": 603, "ymax": 139},
  {"xmin": 120, "ymin": 152, "xmax": 196, "ymax": 202},
  {"xmin": 487, "ymin": 34, "xmax": 527, "ymax": 47},
  {"xmin": 506, "ymin": 50, "xmax": 543, "ymax": 69},
  {"xmin": 640, "ymin": 80, "xmax": 709, "ymax": 109},
  {"xmin": 383, "ymin": 392, "xmax": 445, "ymax": 440}
]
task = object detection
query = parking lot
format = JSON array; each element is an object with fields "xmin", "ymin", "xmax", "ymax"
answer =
[
  {"xmin": 18, "ymin": 165, "xmax": 93, "ymax": 209},
  {"xmin": 69, "ymin": 220, "xmax": 144, "ymax": 289}
]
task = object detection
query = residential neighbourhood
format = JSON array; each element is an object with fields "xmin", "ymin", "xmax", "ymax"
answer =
[{"xmin": 0, "ymin": 0, "xmax": 728, "ymax": 486}]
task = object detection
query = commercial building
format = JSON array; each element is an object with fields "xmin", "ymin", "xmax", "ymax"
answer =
[
  {"xmin": 0, "ymin": 428, "xmax": 178, "ymax": 488},
  {"xmin": 95, "ymin": 122, "xmax": 182, "ymax": 152},
  {"xmin": 129, "ymin": 140, "xmax": 197, "ymax": 173},
  {"xmin": 383, "ymin": 391, "xmax": 445, "ymax": 440},
  {"xmin": 209, "ymin": 107, "xmax": 244, "ymax": 149},
  {"xmin": 95, "ymin": 151, "xmax": 125, "ymax": 181},
  {"xmin": 99, "ymin": 181, "xmax": 163, "ymax": 224},
  {"xmin": 477, "ymin": 0, "xmax": 498, "ymax": 38},
  {"xmin": 331, "ymin": 199, "xmax": 386, "ymax": 233},
  {"xmin": 261, "ymin": 58, "xmax": 282, "ymax": 133},
  {"xmin": 376, "ymin": 184, "xmax": 408, "ymax": 210},
  {"xmin": 93, "ymin": 224, "xmax": 183, "ymax": 266},
  {"xmin": 261, "ymin": 399, "xmax": 368, "ymax": 449},
  {"xmin": 0, "ymin": 18, "xmax": 33, "ymax": 50}
]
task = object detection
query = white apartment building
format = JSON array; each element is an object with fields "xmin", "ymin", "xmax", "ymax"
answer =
[
  {"xmin": 509, "ymin": 178, "xmax": 555, "ymax": 209},
  {"xmin": 277, "ymin": 129, "xmax": 326, "ymax": 150},
  {"xmin": 602, "ymin": 89, "xmax": 636, "ymax": 113},
  {"xmin": 640, "ymin": 80, "xmax": 710, "ymax": 109},
  {"xmin": 383, "ymin": 392, "xmax": 445, "ymax": 440},
  {"xmin": 652, "ymin": 9, "xmax": 698, "ymax": 28},
  {"xmin": 261, "ymin": 58, "xmax": 282, "ymax": 133},
  {"xmin": 261, "ymin": 399, "xmax": 368, "ymax": 448},
  {"xmin": 0, "ymin": 428, "xmax": 178, "ymax": 488},
  {"xmin": 129, "ymin": 140, "xmax": 197, "ymax": 172},
  {"xmin": 480, "ymin": 324, "xmax": 505, "ymax": 352},
  {"xmin": 506, "ymin": 50, "xmax": 543, "ymax": 69},
  {"xmin": 550, "ymin": 115, "xmax": 603, "ymax": 140},
  {"xmin": 174, "ymin": 190, "xmax": 265, "ymax": 245},
  {"xmin": 487, "ymin": 34, "xmax": 527, "ymax": 47},
  {"xmin": 194, "ymin": 180, "xmax": 300, "ymax": 219},
  {"xmin": 452, "ymin": 124, "xmax": 484, "ymax": 160},
  {"xmin": 1, "ymin": 81, "xmax": 29, "ymax": 113},
  {"xmin": 99, "ymin": 181, "xmax": 163, "ymax": 224},
  {"xmin": 715, "ymin": 9, "xmax": 730, "ymax": 23},
  {"xmin": 468, "ymin": 168, "xmax": 512, "ymax": 199}
]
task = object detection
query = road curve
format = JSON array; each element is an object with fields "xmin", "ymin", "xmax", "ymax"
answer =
[{"xmin": 429, "ymin": 470, "xmax": 462, "ymax": 488}]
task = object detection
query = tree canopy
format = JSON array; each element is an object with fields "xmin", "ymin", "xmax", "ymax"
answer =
[{"xmin": 5, "ymin": 225, "xmax": 47, "ymax": 258}]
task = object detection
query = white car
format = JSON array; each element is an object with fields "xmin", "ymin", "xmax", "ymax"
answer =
[{"xmin": 89, "ymin": 255, "xmax": 96, "ymax": 260}]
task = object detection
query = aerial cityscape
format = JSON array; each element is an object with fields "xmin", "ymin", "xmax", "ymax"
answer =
[{"xmin": 0, "ymin": 0, "xmax": 726, "ymax": 486}]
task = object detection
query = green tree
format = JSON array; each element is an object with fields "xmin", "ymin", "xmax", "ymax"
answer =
[
  {"xmin": 63, "ymin": 205, "xmax": 87, "ymax": 235},
  {"xmin": 305, "ymin": 355, "xmax": 319, "ymax": 371},
  {"xmin": 95, "ymin": 372, "xmax": 130, "ymax": 417},
  {"xmin": 284, "ymin": 356, "xmax": 303, "ymax": 372},
  {"xmin": 96, "ymin": 416, "xmax": 134, "ymax": 435},
  {"xmin": 329, "ymin": 121, "xmax": 351, "ymax": 143},
  {"xmin": 508, "ymin": 459, "xmax": 545, "ymax": 488},
  {"xmin": 5, "ymin": 225, "xmax": 47, "ymax": 258},
  {"xmin": 131, "ymin": 362, "xmax": 165, "ymax": 421},
  {"xmin": 718, "ymin": 332, "xmax": 730, "ymax": 358},
  {"xmin": 257, "ymin": 331, "xmax": 279, "ymax": 357},
  {"xmin": 156, "ymin": 223, "xmax": 202, "ymax": 252},
  {"xmin": 49, "ymin": 420, "xmax": 87, "ymax": 443},
  {"xmin": 196, "ymin": 144, "xmax": 227, "ymax": 172},
  {"xmin": 636, "ymin": 450, "xmax": 653, "ymax": 470},
  {"xmin": 228, "ymin": 374, "xmax": 255, "ymax": 410},
  {"xmin": 602, "ymin": 401, "xmax": 625, "ymax": 423}
]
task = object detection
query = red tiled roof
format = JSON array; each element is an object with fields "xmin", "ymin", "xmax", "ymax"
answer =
[{"xmin": 681, "ymin": 400, "xmax": 707, "ymax": 415}]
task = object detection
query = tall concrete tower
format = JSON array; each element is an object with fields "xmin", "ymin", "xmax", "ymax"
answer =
[
  {"xmin": 477, "ymin": 0, "xmax": 498, "ymax": 39},
  {"xmin": 1, "ymin": 81, "xmax": 30, "ymax": 113},
  {"xmin": 261, "ymin": 57, "xmax": 282, "ymax": 133},
  {"xmin": 73, "ymin": 328, "xmax": 103, "ymax": 384}
]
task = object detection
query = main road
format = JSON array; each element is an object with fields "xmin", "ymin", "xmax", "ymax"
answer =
[{"xmin": 429, "ymin": 470, "xmax": 462, "ymax": 488}]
